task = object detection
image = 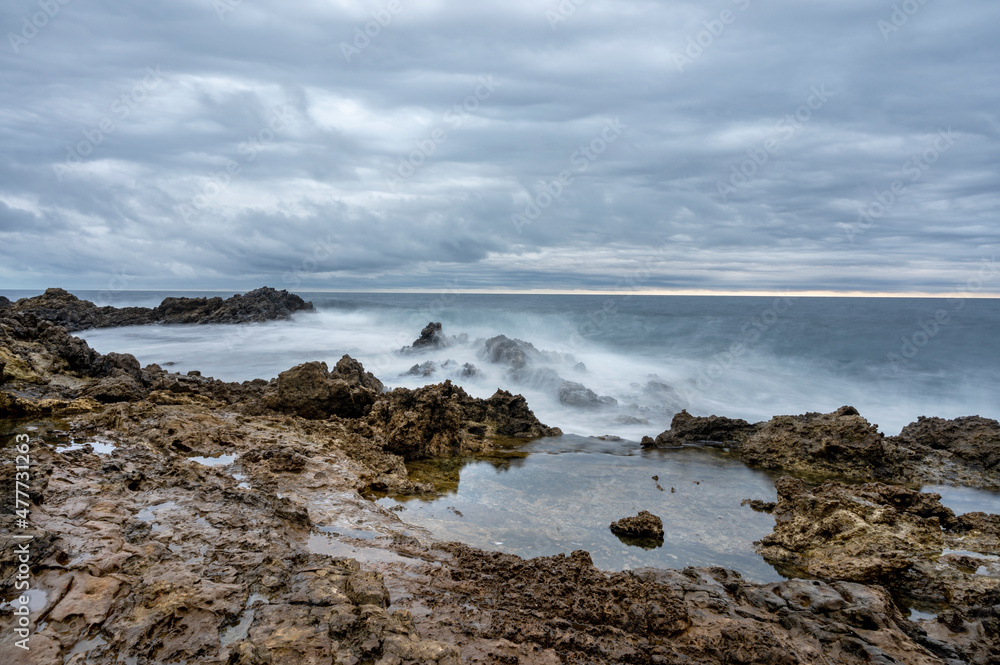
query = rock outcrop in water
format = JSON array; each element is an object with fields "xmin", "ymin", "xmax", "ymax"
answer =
[
  {"xmin": 368, "ymin": 381, "xmax": 561, "ymax": 460},
  {"xmin": 1, "ymin": 286, "xmax": 314, "ymax": 331},
  {"xmin": 643, "ymin": 409, "xmax": 757, "ymax": 448},
  {"xmin": 609, "ymin": 510, "xmax": 664, "ymax": 544},
  {"xmin": 647, "ymin": 405, "xmax": 1000, "ymax": 489}
]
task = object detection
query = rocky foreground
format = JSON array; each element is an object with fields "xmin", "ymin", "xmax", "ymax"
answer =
[{"xmin": 1, "ymin": 294, "xmax": 1000, "ymax": 664}]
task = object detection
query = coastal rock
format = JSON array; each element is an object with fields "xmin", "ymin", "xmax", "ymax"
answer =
[
  {"xmin": 479, "ymin": 334, "xmax": 539, "ymax": 369},
  {"xmin": 367, "ymin": 382, "xmax": 561, "ymax": 460},
  {"xmin": 402, "ymin": 321, "xmax": 450, "ymax": 352},
  {"xmin": 265, "ymin": 356, "xmax": 383, "ymax": 419},
  {"xmin": 741, "ymin": 406, "xmax": 904, "ymax": 480},
  {"xmin": 85, "ymin": 371, "xmax": 149, "ymax": 403},
  {"xmin": 647, "ymin": 409, "xmax": 758, "ymax": 448},
  {"xmin": 756, "ymin": 476, "xmax": 1000, "ymax": 661},
  {"xmin": 757, "ymin": 477, "xmax": 954, "ymax": 583},
  {"xmin": 1, "ymin": 286, "xmax": 313, "ymax": 331},
  {"xmin": 891, "ymin": 415, "xmax": 1000, "ymax": 486},
  {"xmin": 558, "ymin": 380, "xmax": 618, "ymax": 408},
  {"xmin": 609, "ymin": 510, "xmax": 665, "ymax": 541}
]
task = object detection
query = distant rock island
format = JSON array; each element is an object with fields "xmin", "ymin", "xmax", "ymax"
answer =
[{"xmin": 0, "ymin": 286, "xmax": 314, "ymax": 331}]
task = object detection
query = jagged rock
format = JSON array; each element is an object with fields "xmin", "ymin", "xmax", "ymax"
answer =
[
  {"xmin": 479, "ymin": 335, "xmax": 539, "ymax": 369},
  {"xmin": 1, "ymin": 286, "xmax": 313, "ymax": 331},
  {"xmin": 367, "ymin": 382, "xmax": 560, "ymax": 460},
  {"xmin": 741, "ymin": 406, "xmax": 904, "ymax": 480},
  {"xmin": 610, "ymin": 510, "xmax": 664, "ymax": 541},
  {"xmin": 459, "ymin": 362, "xmax": 479, "ymax": 378},
  {"xmin": 647, "ymin": 409, "xmax": 758, "ymax": 448},
  {"xmin": 265, "ymin": 356, "xmax": 382, "ymax": 419},
  {"xmin": 406, "ymin": 361, "xmax": 436, "ymax": 377},
  {"xmin": 892, "ymin": 415, "xmax": 1000, "ymax": 475},
  {"xmin": 404, "ymin": 322, "xmax": 450, "ymax": 352}
]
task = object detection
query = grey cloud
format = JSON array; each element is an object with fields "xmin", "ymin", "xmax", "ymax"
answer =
[{"xmin": 1, "ymin": 0, "xmax": 998, "ymax": 293}]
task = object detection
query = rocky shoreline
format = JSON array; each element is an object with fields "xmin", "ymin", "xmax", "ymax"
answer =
[{"xmin": 1, "ymin": 291, "xmax": 999, "ymax": 664}]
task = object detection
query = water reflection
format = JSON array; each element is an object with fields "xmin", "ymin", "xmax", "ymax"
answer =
[{"xmin": 376, "ymin": 435, "xmax": 785, "ymax": 582}]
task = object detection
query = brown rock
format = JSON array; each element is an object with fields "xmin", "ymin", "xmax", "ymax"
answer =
[
  {"xmin": 610, "ymin": 510, "xmax": 665, "ymax": 541},
  {"xmin": 650, "ymin": 409, "xmax": 758, "ymax": 447},
  {"xmin": 740, "ymin": 406, "xmax": 903, "ymax": 480}
]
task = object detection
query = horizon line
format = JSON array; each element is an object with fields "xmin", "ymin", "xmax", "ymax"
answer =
[{"xmin": 4, "ymin": 287, "xmax": 1000, "ymax": 299}]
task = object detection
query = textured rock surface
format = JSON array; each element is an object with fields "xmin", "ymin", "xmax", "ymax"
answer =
[
  {"xmin": 756, "ymin": 477, "xmax": 1000, "ymax": 663},
  {"xmin": 647, "ymin": 409, "xmax": 757, "ymax": 448},
  {"xmin": 609, "ymin": 510, "xmax": 665, "ymax": 541},
  {"xmin": 740, "ymin": 406, "xmax": 904, "ymax": 480},
  {"xmin": 2, "ymin": 286, "xmax": 313, "ymax": 331}
]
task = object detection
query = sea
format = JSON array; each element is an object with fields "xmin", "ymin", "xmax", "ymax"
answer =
[{"xmin": 4, "ymin": 289, "xmax": 999, "ymax": 580}]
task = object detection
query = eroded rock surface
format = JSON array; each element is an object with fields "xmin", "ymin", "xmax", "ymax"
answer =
[
  {"xmin": 757, "ymin": 477, "xmax": 1000, "ymax": 664},
  {"xmin": 609, "ymin": 510, "xmax": 665, "ymax": 542}
]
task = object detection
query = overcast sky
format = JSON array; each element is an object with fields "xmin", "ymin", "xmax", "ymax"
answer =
[{"xmin": 1, "ymin": 0, "xmax": 998, "ymax": 294}]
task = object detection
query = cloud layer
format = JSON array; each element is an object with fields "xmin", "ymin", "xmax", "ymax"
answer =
[{"xmin": 2, "ymin": 0, "xmax": 998, "ymax": 293}]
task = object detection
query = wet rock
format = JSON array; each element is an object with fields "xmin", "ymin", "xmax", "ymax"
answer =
[
  {"xmin": 401, "ymin": 322, "xmax": 451, "ymax": 353},
  {"xmin": 650, "ymin": 409, "xmax": 758, "ymax": 447},
  {"xmin": 558, "ymin": 380, "xmax": 618, "ymax": 408},
  {"xmin": 741, "ymin": 498, "xmax": 776, "ymax": 513},
  {"xmin": 757, "ymin": 477, "xmax": 954, "ymax": 583},
  {"xmin": 479, "ymin": 335, "xmax": 539, "ymax": 369},
  {"xmin": 406, "ymin": 361, "xmax": 437, "ymax": 377},
  {"xmin": 459, "ymin": 362, "xmax": 479, "ymax": 378},
  {"xmin": 367, "ymin": 382, "xmax": 560, "ymax": 460},
  {"xmin": 741, "ymin": 406, "xmax": 904, "ymax": 480},
  {"xmin": 266, "ymin": 356, "xmax": 382, "ymax": 419},
  {"xmin": 610, "ymin": 510, "xmax": 665, "ymax": 541}
]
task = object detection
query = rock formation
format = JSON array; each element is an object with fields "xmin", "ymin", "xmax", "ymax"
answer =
[{"xmin": 1, "ymin": 286, "xmax": 313, "ymax": 331}]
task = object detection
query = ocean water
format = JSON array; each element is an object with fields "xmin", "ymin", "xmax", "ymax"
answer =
[{"xmin": 5, "ymin": 289, "xmax": 995, "ymax": 439}]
